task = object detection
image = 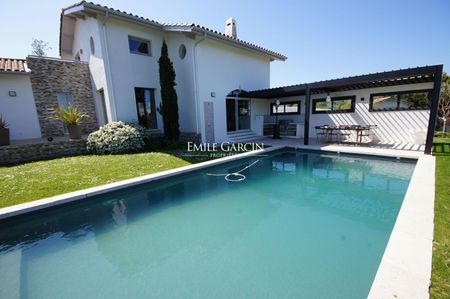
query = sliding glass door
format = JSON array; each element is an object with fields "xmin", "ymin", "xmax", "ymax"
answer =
[
  {"xmin": 226, "ymin": 98, "xmax": 250, "ymax": 132},
  {"xmin": 238, "ymin": 100, "xmax": 250, "ymax": 130}
]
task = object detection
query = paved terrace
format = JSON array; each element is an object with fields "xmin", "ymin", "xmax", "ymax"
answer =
[{"xmin": 250, "ymin": 136, "xmax": 425, "ymax": 159}]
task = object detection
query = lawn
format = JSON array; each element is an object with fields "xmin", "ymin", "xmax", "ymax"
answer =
[
  {"xmin": 430, "ymin": 136, "xmax": 450, "ymax": 299},
  {"xmin": 0, "ymin": 150, "xmax": 219, "ymax": 208}
]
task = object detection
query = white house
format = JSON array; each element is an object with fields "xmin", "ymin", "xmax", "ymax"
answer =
[
  {"xmin": 0, "ymin": 1, "xmax": 443, "ymax": 155},
  {"xmin": 59, "ymin": 1, "xmax": 286, "ymax": 143},
  {"xmin": 0, "ymin": 59, "xmax": 41, "ymax": 140}
]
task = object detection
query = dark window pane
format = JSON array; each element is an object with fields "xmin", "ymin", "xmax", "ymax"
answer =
[
  {"xmin": 372, "ymin": 94, "xmax": 398, "ymax": 110},
  {"xmin": 129, "ymin": 38, "xmax": 150, "ymax": 55},
  {"xmin": 399, "ymin": 92, "xmax": 429, "ymax": 109}
]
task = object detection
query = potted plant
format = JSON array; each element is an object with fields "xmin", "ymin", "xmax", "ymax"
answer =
[
  {"xmin": 0, "ymin": 115, "xmax": 10, "ymax": 146},
  {"xmin": 54, "ymin": 104, "xmax": 88, "ymax": 139}
]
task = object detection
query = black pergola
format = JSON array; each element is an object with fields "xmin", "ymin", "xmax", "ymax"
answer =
[{"xmin": 240, "ymin": 65, "xmax": 443, "ymax": 154}]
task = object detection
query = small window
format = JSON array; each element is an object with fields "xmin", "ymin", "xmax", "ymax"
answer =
[
  {"xmin": 312, "ymin": 96, "xmax": 355, "ymax": 114},
  {"xmin": 270, "ymin": 101, "xmax": 301, "ymax": 115},
  {"xmin": 57, "ymin": 92, "xmax": 74, "ymax": 109},
  {"xmin": 179, "ymin": 44, "xmax": 186, "ymax": 59},
  {"xmin": 370, "ymin": 90, "xmax": 431, "ymax": 111},
  {"xmin": 128, "ymin": 36, "xmax": 151, "ymax": 56},
  {"xmin": 90, "ymin": 37, "xmax": 95, "ymax": 55}
]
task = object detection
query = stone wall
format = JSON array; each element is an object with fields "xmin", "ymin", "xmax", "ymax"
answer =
[
  {"xmin": 27, "ymin": 56, "xmax": 98, "ymax": 137},
  {"xmin": 0, "ymin": 140, "xmax": 87, "ymax": 164}
]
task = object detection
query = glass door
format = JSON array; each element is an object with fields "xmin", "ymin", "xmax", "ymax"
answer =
[
  {"xmin": 238, "ymin": 100, "xmax": 250, "ymax": 130},
  {"xmin": 134, "ymin": 88, "xmax": 157, "ymax": 129},
  {"xmin": 226, "ymin": 98, "xmax": 236, "ymax": 132}
]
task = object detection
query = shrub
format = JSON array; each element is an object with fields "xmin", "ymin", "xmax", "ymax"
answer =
[
  {"xmin": 87, "ymin": 122, "xmax": 148, "ymax": 154},
  {"xmin": 52, "ymin": 104, "xmax": 88, "ymax": 125}
]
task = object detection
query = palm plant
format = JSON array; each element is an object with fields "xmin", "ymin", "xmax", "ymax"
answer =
[
  {"xmin": 53, "ymin": 104, "xmax": 88, "ymax": 125},
  {"xmin": 0, "ymin": 115, "xmax": 8, "ymax": 128}
]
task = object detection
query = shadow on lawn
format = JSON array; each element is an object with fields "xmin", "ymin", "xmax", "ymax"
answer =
[{"xmin": 433, "ymin": 141, "xmax": 450, "ymax": 156}]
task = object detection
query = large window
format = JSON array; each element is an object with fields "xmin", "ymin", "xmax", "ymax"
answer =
[
  {"xmin": 135, "ymin": 88, "xmax": 157, "ymax": 129},
  {"xmin": 312, "ymin": 96, "xmax": 355, "ymax": 114},
  {"xmin": 128, "ymin": 36, "xmax": 151, "ymax": 56},
  {"xmin": 271, "ymin": 101, "xmax": 301, "ymax": 115},
  {"xmin": 370, "ymin": 90, "xmax": 431, "ymax": 111}
]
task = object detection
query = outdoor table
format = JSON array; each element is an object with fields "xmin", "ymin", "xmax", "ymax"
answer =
[{"xmin": 317, "ymin": 125, "xmax": 372, "ymax": 144}]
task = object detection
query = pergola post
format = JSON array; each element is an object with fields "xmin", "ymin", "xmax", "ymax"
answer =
[
  {"xmin": 304, "ymin": 85, "xmax": 311, "ymax": 145},
  {"xmin": 424, "ymin": 65, "xmax": 443, "ymax": 154}
]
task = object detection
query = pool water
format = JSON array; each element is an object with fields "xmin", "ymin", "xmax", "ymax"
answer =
[{"xmin": 0, "ymin": 150, "xmax": 416, "ymax": 299}]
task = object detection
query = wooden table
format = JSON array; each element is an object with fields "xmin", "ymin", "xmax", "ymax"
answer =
[{"xmin": 315, "ymin": 125, "xmax": 372, "ymax": 144}]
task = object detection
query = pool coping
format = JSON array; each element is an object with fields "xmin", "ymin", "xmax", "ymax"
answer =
[
  {"xmin": 289, "ymin": 145, "xmax": 434, "ymax": 298},
  {"xmin": 367, "ymin": 154, "xmax": 435, "ymax": 299},
  {"xmin": 0, "ymin": 146, "xmax": 284, "ymax": 220},
  {"xmin": 0, "ymin": 145, "xmax": 435, "ymax": 298}
]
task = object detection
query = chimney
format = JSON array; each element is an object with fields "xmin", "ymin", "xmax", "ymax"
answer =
[{"xmin": 225, "ymin": 17, "xmax": 237, "ymax": 38}]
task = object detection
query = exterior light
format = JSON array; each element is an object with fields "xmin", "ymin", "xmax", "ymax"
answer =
[
  {"xmin": 276, "ymin": 99, "xmax": 281, "ymax": 107},
  {"xmin": 326, "ymin": 94, "xmax": 332, "ymax": 103}
]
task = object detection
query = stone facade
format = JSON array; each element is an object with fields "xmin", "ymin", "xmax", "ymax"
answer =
[
  {"xmin": 27, "ymin": 56, "xmax": 98, "ymax": 137},
  {"xmin": 0, "ymin": 140, "xmax": 87, "ymax": 164}
]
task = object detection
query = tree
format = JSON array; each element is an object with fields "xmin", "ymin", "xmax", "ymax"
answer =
[
  {"xmin": 158, "ymin": 40, "xmax": 180, "ymax": 140},
  {"xmin": 31, "ymin": 38, "xmax": 51, "ymax": 56},
  {"xmin": 438, "ymin": 72, "xmax": 450, "ymax": 135}
]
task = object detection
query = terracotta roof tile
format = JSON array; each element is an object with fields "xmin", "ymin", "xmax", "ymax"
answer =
[{"xmin": 0, "ymin": 58, "xmax": 29, "ymax": 73}]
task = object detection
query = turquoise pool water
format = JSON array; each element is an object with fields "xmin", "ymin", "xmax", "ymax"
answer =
[{"xmin": 0, "ymin": 150, "xmax": 416, "ymax": 299}]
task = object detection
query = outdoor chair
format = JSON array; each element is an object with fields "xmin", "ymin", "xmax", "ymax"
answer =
[
  {"xmin": 326, "ymin": 126, "xmax": 339, "ymax": 143},
  {"xmin": 360, "ymin": 125, "xmax": 378, "ymax": 143},
  {"xmin": 315, "ymin": 126, "xmax": 327, "ymax": 142},
  {"xmin": 338, "ymin": 125, "xmax": 351, "ymax": 144}
]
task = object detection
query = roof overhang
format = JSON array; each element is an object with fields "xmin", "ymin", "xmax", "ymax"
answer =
[
  {"xmin": 241, "ymin": 65, "xmax": 442, "ymax": 98},
  {"xmin": 59, "ymin": 1, "xmax": 287, "ymax": 61},
  {"xmin": 188, "ymin": 26, "xmax": 286, "ymax": 61}
]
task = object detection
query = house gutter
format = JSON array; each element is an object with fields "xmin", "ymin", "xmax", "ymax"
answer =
[
  {"xmin": 192, "ymin": 31, "xmax": 207, "ymax": 136},
  {"xmin": 99, "ymin": 11, "xmax": 118, "ymax": 121}
]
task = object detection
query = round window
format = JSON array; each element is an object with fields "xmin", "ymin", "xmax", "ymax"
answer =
[
  {"xmin": 89, "ymin": 37, "xmax": 95, "ymax": 55},
  {"xmin": 179, "ymin": 44, "xmax": 186, "ymax": 59}
]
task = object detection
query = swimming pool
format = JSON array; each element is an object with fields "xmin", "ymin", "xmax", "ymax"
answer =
[{"xmin": 0, "ymin": 149, "xmax": 416, "ymax": 298}]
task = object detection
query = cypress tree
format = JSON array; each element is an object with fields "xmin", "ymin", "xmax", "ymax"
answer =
[{"xmin": 158, "ymin": 40, "xmax": 180, "ymax": 140}]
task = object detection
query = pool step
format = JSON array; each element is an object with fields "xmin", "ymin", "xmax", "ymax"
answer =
[{"xmin": 227, "ymin": 130, "xmax": 261, "ymax": 143}]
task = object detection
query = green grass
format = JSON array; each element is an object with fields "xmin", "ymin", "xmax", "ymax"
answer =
[
  {"xmin": 0, "ymin": 151, "xmax": 206, "ymax": 208},
  {"xmin": 0, "ymin": 147, "xmax": 253, "ymax": 208},
  {"xmin": 430, "ymin": 136, "xmax": 450, "ymax": 299}
]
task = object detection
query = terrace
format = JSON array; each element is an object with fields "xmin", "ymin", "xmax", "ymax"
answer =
[{"xmin": 234, "ymin": 64, "xmax": 443, "ymax": 154}]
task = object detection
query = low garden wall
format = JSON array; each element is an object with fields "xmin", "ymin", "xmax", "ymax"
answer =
[
  {"xmin": 0, "ymin": 132, "xmax": 201, "ymax": 165},
  {"xmin": 0, "ymin": 140, "xmax": 87, "ymax": 164}
]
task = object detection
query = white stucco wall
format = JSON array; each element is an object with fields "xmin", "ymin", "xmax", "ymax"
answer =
[
  {"xmin": 64, "ymin": 15, "xmax": 276, "ymax": 140},
  {"xmin": 62, "ymin": 16, "xmax": 111, "ymax": 126},
  {"xmin": 0, "ymin": 74, "xmax": 41, "ymax": 140},
  {"xmin": 308, "ymin": 83, "xmax": 433, "ymax": 144},
  {"xmin": 165, "ymin": 34, "xmax": 196, "ymax": 133},
  {"xmin": 196, "ymin": 38, "xmax": 271, "ymax": 142},
  {"xmin": 93, "ymin": 18, "xmax": 163, "ymax": 130},
  {"xmin": 251, "ymin": 83, "xmax": 433, "ymax": 144}
]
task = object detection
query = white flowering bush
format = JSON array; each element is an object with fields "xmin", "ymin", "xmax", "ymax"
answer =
[{"xmin": 87, "ymin": 122, "xmax": 148, "ymax": 154}]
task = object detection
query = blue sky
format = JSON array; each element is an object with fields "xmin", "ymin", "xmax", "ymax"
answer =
[{"xmin": 1, "ymin": 0, "xmax": 448, "ymax": 87}]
